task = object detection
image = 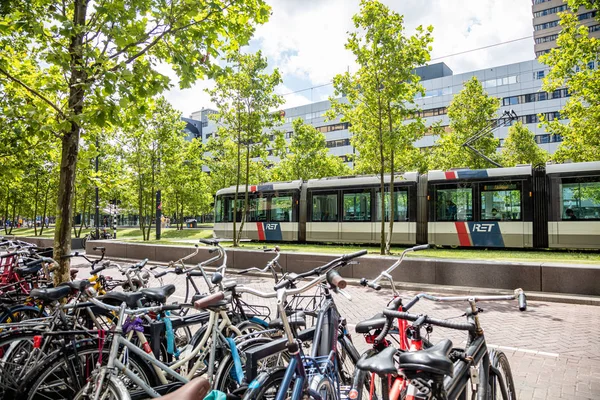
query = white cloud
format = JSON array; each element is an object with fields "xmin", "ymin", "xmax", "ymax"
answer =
[{"xmin": 167, "ymin": 0, "xmax": 535, "ymax": 116}]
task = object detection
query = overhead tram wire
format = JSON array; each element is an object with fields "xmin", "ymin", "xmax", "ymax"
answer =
[{"xmin": 279, "ymin": 35, "xmax": 534, "ymax": 97}]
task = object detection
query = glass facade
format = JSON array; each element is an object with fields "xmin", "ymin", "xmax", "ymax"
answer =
[{"xmin": 560, "ymin": 181, "xmax": 600, "ymax": 220}]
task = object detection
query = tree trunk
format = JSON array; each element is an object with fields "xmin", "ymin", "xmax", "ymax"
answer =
[
  {"xmin": 2, "ymin": 188, "xmax": 7, "ymax": 235},
  {"xmin": 386, "ymin": 109, "xmax": 395, "ymax": 255},
  {"xmin": 386, "ymin": 151, "xmax": 395, "ymax": 255},
  {"xmin": 378, "ymin": 94, "xmax": 385, "ymax": 255},
  {"xmin": 33, "ymin": 172, "xmax": 40, "ymax": 236},
  {"xmin": 8, "ymin": 196, "xmax": 16, "ymax": 235},
  {"xmin": 233, "ymin": 134, "xmax": 241, "ymax": 246},
  {"xmin": 53, "ymin": 0, "xmax": 88, "ymax": 285},
  {"xmin": 237, "ymin": 144, "xmax": 250, "ymax": 242},
  {"xmin": 40, "ymin": 181, "xmax": 51, "ymax": 236}
]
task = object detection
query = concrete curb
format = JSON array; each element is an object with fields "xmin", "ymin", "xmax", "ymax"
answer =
[{"xmin": 79, "ymin": 255, "xmax": 600, "ymax": 307}]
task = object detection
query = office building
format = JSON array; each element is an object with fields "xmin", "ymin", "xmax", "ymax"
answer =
[
  {"xmin": 194, "ymin": 58, "xmax": 583, "ymax": 168},
  {"xmin": 533, "ymin": 0, "xmax": 599, "ymax": 58}
]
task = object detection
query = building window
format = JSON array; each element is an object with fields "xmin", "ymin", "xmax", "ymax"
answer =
[
  {"xmin": 533, "ymin": 4, "xmax": 568, "ymax": 18},
  {"xmin": 326, "ymin": 138, "xmax": 351, "ymax": 148},
  {"xmin": 535, "ymin": 34, "xmax": 559, "ymax": 44},
  {"xmin": 343, "ymin": 191, "xmax": 371, "ymax": 222},
  {"xmin": 578, "ymin": 11, "xmax": 597, "ymax": 21},
  {"xmin": 502, "ymin": 96, "xmax": 519, "ymax": 106},
  {"xmin": 590, "ymin": 25, "xmax": 600, "ymax": 33},
  {"xmin": 533, "ymin": 70, "xmax": 546, "ymax": 80},
  {"xmin": 535, "ymin": 134, "xmax": 550, "ymax": 144},
  {"xmin": 436, "ymin": 187, "xmax": 473, "ymax": 221},
  {"xmin": 534, "ymin": 20, "xmax": 559, "ymax": 31},
  {"xmin": 533, "ymin": 0, "xmax": 549, "ymax": 4},
  {"xmin": 285, "ymin": 131, "xmax": 293, "ymax": 139},
  {"xmin": 316, "ymin": 122, "xmax": 349, "ymax": 133},
  {"xmin": 536, "ymin": 49, "xmax": 551, "ymax": 57},
  {"xmin": 482, "ymin": 75, "xmax": 518, "ymax": 89}
]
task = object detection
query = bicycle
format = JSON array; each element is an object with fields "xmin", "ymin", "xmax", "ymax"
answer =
[
  {"xmin": 240, "ymin": 250, "xmax": 368, "ymax": 400},
  {"xmin": 354, "ymin": 290, "xmax": 527, "ymax": 400}
]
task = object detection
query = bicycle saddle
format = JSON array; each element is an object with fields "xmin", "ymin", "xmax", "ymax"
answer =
[
  {"xmin": 59, "ymin": 279, "xmax": 91, "ymax": 292},
  {"xmin": 15, "ymin": 264, "xmax": 42, "ymax": 276},
  {"xmin": 101, "ymin": 291, "xmax": 146, "ymax": 308},
  {"xmin": 140, "ymin": 284, "xmax": 176, "ymax": 304},
  {"xmin": 30, "ymin": 286, "xmax": 72, "ymax": 302},
  {"xmin": 355, "ymin": 313, "xmax": 387, "ymax": 334},
  {"xmin": 192, "ymin": 293, "xmax": 230, "ymax": 309},
  {"xmin": 356, "ymin": 346, "xmax": 398, "ymax": 375},
  {"xmin": 159, "ymin": 377, "xmax": 210, "ymax": 400},
  {"xmin": 268, "ymin": 311, "xmax": 306, "ymax": 330},
  {"xmin": 398, "ymin": 339, "xmax": 454, "ymax": 377}
]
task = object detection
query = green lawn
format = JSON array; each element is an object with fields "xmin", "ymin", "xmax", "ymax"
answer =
[{"xmin": 7, "ymin": 227, "xmax": 599, "ymax": 264}]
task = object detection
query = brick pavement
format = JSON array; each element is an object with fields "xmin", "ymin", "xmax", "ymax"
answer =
[{"xmin": 76, "ymin": 261, "xmax": 600, "ymax": 399}]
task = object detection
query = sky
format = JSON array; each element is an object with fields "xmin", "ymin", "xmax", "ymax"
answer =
[{"xmin": 162, "ymin": 0, "xmax": 535, "ymax": 118}]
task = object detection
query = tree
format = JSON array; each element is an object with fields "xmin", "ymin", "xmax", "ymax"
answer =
[
  {"xmin": 208, "ymin": 51, "xmax": 283, "ymax": 246},
  {"xmin": 123, "ymin": 97, "xmax": 186, "ymax": 241},
  {"xmin": 501, "ymin": 122, "xmax": 549, "ymax": 167},
  {"xmin": 539, "ymin": 0, "xmax": 600, "ymax": 162},
  {"xmin": 272, "ymin": 118, "xmax": 351, "ymax": 181},
  {"xmin": 329, "ymin": 0, "xmax": 433, "ymax": 254},
  {"xmin": 430, "ymin": 77, "xmax": 500, "ymax": 170},
  {"xmin": 0, "ymin": 0, "xmax": 271, "ymax": 284}
]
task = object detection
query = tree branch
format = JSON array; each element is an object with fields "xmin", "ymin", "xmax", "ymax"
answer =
[{"xmin": 0, "ymin": 68, "xmax": 67, "ymax": 120}]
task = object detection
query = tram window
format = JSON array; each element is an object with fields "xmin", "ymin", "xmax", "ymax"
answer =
[
  {"xmin": 225, "ymin": 199, "xmax": 245, "ymax": 222},
  {"xmin": 215, "ymin": 198, "xmax": 224, "ymax": 222},
  {"xmin": 436, "ymin": 187, "xmax": 473, "ymax": 221},
  {"xmin": 312, "ymin": 194, "xmax": 338, "ymax": 222},
  {"xmin": 343, "ymin": 191, "xmax": 371, "ymax": 222},
  {"xmin": 376, "ymin": 190, "xmax": 408, "ymax": 221},
  {"xmin": 271, "ymin": 196, "xmax": 293, "ymax": 222},
  {"xmin": 560, "ymin": 181, "xmax": 600, "ymax": 220},
  {"xmin": 480, "ymin": 183, "xmax": 522, "ymax": 221},
  {"xmin": 248, "ymin": 197, "xmax": 267, "ymax": 222}
]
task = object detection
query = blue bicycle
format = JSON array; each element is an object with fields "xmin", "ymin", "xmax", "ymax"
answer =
[{"xmin": 239, "ymin": 250, "xmax": 368, "ymax": 400}]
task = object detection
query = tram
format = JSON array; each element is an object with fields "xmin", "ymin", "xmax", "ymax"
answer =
[{"xmin": 213, "ymin": 161, "xmax": 600, "ymax": 249}]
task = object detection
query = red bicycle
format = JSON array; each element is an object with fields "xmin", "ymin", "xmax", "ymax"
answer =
[{"xmin": 351, "ymin": 244, "xmax": 431, "ymax": 400}]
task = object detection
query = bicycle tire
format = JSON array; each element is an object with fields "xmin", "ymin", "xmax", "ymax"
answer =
[
  {"xmin": 213, "ymin": 336, "xmax": 290, "ymax": 393},
  {"xmin": 243, "ymin": 367, "xmax": 290, "ymax": 400},
  {"xmin": 309, "ymin": 374, "xmax": 336, "ymax": 399},
  {"xmin": 338, "ymin": 335, "xmax": 374, "ymax": 399},
  {"xmin": 0, "ymin": 305, "xmax": 45, "ymax": 325},
  {"xmin": 21, "ymin": 341, "xmax": 157, "ymax": 400},
  {"xmin": 490, "ymin": 351, "xmax": 517, "ymax": 400}
]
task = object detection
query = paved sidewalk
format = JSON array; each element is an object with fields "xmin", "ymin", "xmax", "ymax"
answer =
[{"xmin": 76, "ymin": 261, "xmax": 600, "ymax": 399}]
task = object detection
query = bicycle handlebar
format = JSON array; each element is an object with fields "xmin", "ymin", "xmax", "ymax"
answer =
[
  {"xmin": 383, "ymin": 309, "xmax": 477, "ymax": 331},
  {"xmin": 361, "ymin": 244, "xmax": 430, "ymax": 290}
]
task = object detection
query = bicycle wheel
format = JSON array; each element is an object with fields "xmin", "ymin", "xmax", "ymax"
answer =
[
  {"xmin": 213, "ymin": 336, "xmax": 290, "ymax": 393},
  {"xmin": 338, "ymin": 336, "xmax": 374, "ymax": 399},
  {"xmin": 22, "ymin": 342, "xmax": 157, "ymax": 400},
  {"xmin": 490, "ymin": 351, "xmax": 517, "ymax": 400},
  {"xmin": 309, "ymin": 375, "xmax": 336, "ymax": 399},
  {"xmin": 73, "ymin": 374, "xmax": 130, "ymax": 400},
  {"xmin": 245, "ymin": 368, "xmax": 292, "ymax": 400}
]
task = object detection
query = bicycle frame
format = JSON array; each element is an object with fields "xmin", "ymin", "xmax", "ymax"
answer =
[{"xmin": 89, "ymin": 300, "xmax": 242, "ymax": 399}]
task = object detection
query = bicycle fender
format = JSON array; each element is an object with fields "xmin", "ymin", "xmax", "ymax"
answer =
[{"xmin": 226, "ymin": 337, "xmax": 244, "ymax": 384}]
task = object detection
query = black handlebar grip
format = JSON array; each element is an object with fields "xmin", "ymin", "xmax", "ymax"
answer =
[
  {"xmin": 208, "ymin": 248, "xmax": 218, "ymax": 254},
  {"xmin": 412, "ymin": 244, "xmax": 430, "ymax": 251},
  {"xmin": 274, "ymin": 278, "xmax": 294, "ymax": 290},
  {"xmin": 24, "ymin": 258, "xmax": 44, "ymax": 267},
  {"xmin": 238, "ymin": 269, "xmax": 250, "ymax": 275},
  {"xmin": 342, "ymin": 249, "xmax": 368, "ymax": 261},
  {"xmin": 138, "ymin": 259, "xmax": 148, "ymax": 268},
  {"xmin": 518, "ymin": 292, "xmax": 527, "ymax": 311},
  {"xmin": 326, "ymin": 269, "xmax": 347, "ymax": 289},
  {"xmin": 155, "ymin": 271, "xmax": 168, "ymax": 278},
  {"xmin": 150, "ymin": 265, "xmax": 158, "ymax": 270},
  {"xmin": 93, "ymin": 247, "xmax": 106, "ymax": 251},
  {"xmin": 359, "ymin": 278, "xmax": 368, "ymax": 287},
  {"xmin": 90, "ymin": 265, "xmax": 106, "ymax": 275},
  {"xmin": 199, "ymin": 238, "xmax": 218, "ymax": 246},
  {"xmin": 263, "ymin": 248, "xmax": 274, "ymax": 252}
]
